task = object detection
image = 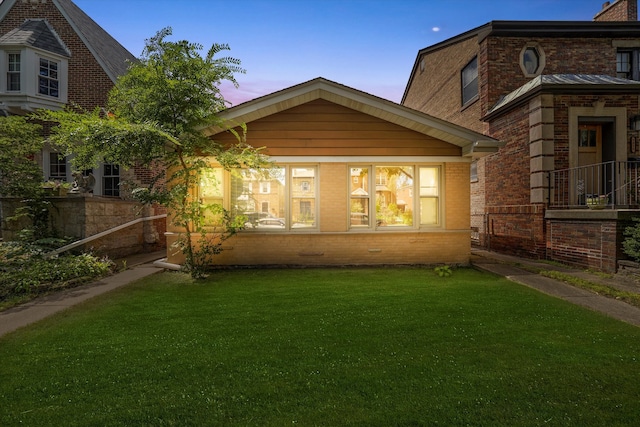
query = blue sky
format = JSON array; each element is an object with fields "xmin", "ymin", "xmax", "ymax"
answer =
[{"xmin": 74, "ymin": 0, "xmax": 614, "ymax": 105}]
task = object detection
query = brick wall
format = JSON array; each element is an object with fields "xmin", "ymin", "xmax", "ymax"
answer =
[
  {"xmin": 593, "ymin": 0, "xmax": 638, "ymax": 21},
  {"xmin": 166, "ymin": 231, "xmax": 472, "ymax": 267},
  {"xmin": 547, "ymin": 218, "xmax": 618, "ymax": 272},
  {"xmin": 482, "ymin": 36, "xmax": 618, "ymax": 115},
  {"xmin": 403, "ymin": 37, "xmax": 485, "ymax": 134}
]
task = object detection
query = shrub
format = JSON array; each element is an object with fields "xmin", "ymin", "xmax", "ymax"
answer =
[
  {"xmin": 623, "ymin": 217, "xmax": 640, "ymax": 263},
  {"xmin": 0, "ymin": 241, "xmax": 115, "ymax": 305}
]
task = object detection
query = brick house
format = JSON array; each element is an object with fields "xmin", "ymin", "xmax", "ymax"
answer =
[
  {"xmin": 402, "ymin": 0, "xmax": 640, "ymax": 273},
  {"xmin": 0, "ymin": 0, "xmax": 164, "ymax": 256},
  {"xmin": 165, "ymin": 78, "xmax": 502, "ymax": 267}
]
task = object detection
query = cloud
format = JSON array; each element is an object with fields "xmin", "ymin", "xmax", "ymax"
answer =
[{"xmin": 432, "ymin": 27, "xmax": 440, "ymax": 32}]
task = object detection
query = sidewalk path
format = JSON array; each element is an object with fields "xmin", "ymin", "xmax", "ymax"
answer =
[
  {"xmin": 471, "ymin": 249, "xmax": 640, "ymax": 327},
  {"xmin": 0, "ymin": 251, "xmax": 165, "ymax": 337}
]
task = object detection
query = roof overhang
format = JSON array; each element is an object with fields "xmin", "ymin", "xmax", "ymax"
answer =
[
  {"xmin": 483, "ymin": 74, "xmax": 640, "ymax": 121},
  {"xmin": 205, "ymin": 78, "xmax": 502, "ymax": 159}
]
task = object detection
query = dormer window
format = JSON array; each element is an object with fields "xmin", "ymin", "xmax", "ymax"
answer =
[
  {"xmin": 7, "ymin": 53, "xmax": 20, "ymax": 91},
  {"xmin": 39, "ymin": 57, "xmax": 59, "ymax": 97}
]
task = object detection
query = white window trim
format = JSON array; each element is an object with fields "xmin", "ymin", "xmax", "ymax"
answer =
[{"xmin": 348, "ymin": 163, "xmax": 443, "ymax": 231}]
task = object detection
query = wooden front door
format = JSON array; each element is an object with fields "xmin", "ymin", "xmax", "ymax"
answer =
[{"xmin": 577, "ymin": 124, "xmax": 603, "ymax": 201}]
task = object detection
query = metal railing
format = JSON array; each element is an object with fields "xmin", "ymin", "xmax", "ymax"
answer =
[{"xmin": 547, "ymin": 161, "xmax": 640, "ymax": 209}]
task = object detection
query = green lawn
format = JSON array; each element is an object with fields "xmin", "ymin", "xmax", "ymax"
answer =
[{"xmin": 1, "ymin": 268, "xmax": 639, "ymax": 426}]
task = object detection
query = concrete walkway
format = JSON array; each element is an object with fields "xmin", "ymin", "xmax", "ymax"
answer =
[
  {"xmin": 471, "ymin": 249, "xmax": 640, "ymax": 327},
  {"xmin": 2, "ymin": 249, "xmax": 640, "ymax": 338},
  {"xmin": 0, "ymin": 251, "xmax": 165, "ymax": 337}
]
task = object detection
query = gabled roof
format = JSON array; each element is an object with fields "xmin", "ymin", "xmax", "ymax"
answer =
[
  {"xmin": 0, "ymin": 19, "xmax": 70, "ymax": 56},
  {"xmin": 484, "ymin": 74, "xmax": 640, "ymax": 120},
  {"xmin": 0, "ymin": 0, "xmax": 136, "ymax": 82},
  {"xmin": 206, "ymin": 77, "xmax": 502, "ymax": 158},
  {"xmin": 402, "ymin": 20, "xmax": 640, "ymax": 104}
]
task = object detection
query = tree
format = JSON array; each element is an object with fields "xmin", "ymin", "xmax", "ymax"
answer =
[
  {"xmin": 38, "ymin": 28, "xmax": 271, "ymax": 277},
  {"xmin": 0, "ymin": 116, "xmax": 43, "ymax": 198},
  {"xmin": 0, "ymin": 116, "xmax": 52, "ymax": 240}
]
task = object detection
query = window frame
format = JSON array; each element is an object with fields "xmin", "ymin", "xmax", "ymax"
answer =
[
  {"xmin": 38, "ymin": 56, "xmax": 59, "ymax": 98},
  {"xmin": 461, "ymin": 56, "xmax": 479, "ymax": 106},
  {"xmin": 7, "ymin": 52, "xmax": 21, "ymax": 92},
  {"xmin": 349, "ymin": 164, "xmax": 442, "ymax": 231},
  {"xmin": 616, "ymin": 49, "xmax": 640, "ymax": 80},
  {"xmin": 224, "ymin": 164, "xmax": 319, "ymax": 232},
  {"xmin": 102, "ymin": 163, "xmax": 120, "ymax": 197},
  {"xmin": 519, "ymin": 43, "xmax": 546, "ymax": 78}
]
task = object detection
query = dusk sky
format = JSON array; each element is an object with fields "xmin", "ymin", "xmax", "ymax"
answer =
[{"xmin": 74, "ymin": 0, "xmax": 616, "ymax": 105}]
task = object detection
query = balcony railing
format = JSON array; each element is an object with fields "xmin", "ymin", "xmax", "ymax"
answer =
[{"xmin": 548, "ymin": 161, "xmax": 640, "ymax": 209}]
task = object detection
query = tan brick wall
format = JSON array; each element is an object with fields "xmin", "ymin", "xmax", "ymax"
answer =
[
  {"xmin": 166, "ymin": 231, "xmax": 471, "ymax": 267},
  {"xmin": 444, "ymin": 163, "xmax": 470, "ymax": 230},
  {"xmin": 319, "ymin": 164, "xmax": 348, "ymax": 232}
]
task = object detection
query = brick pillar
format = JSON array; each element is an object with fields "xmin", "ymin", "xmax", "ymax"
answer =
[{"xmin": 529, "ymin": 95, "xmax": 555, "ymax": 205}]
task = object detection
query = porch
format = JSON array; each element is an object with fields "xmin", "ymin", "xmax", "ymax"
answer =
[
  {"xmin": 548, "ymin": 161, "xmax": 640, "ymax": 209},
  {"xmin": 546, "ymin": 161, "xmax": 639, "ymax": 272}
]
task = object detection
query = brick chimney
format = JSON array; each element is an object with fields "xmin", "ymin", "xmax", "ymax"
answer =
[{"xmin": 594, "ymin": 0, "xmax": 638, "ymax": 21}]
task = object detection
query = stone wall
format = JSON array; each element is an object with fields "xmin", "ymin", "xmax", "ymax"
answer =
[{"xmin": 1, "ymin": 195, "xmax": 165, "ymax": 259}]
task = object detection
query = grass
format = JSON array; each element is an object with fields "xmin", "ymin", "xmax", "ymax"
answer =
[{"xmin": 1, "ymin": 267, "xmax": 640, "ymax": 426}]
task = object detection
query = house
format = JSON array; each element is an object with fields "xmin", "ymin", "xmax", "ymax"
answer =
[
  {"xmin": 0, "ymin": 0, "xmax": 164, "ymax": 256},
  {"xmin": 402, "ymin": 0, "xmax": 640, "ymax": 273},
  {"xmin": 165, "ymin": 78, "xmax": 502, "ymax": 267}
]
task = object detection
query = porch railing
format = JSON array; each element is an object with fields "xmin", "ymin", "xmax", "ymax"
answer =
[{"xmin": 547, "ymin": 161, "xmax": 640, "ymax": 209}]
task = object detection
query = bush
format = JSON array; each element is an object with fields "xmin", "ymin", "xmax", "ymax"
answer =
[
  {"xmin": 0, "ymin": 241, "xmax": 115, "ymax": 305},
  {"xmin": 623, "ymin": 217, "xmax": 640, "ymax": 263}
]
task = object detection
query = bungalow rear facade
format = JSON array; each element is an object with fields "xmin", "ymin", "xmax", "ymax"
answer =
[{"xmin": 165, "ymin": 78, "xmax": 501, "ymax": 267}]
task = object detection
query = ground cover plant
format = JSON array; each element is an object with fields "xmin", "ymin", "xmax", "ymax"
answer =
[
  {"xmin": 1, "ymin": 268, "xmax": 639, "ymax": 426},
  {"xmin": 0, "ymin": 240, "xmax": 115, "ymax": 310}
]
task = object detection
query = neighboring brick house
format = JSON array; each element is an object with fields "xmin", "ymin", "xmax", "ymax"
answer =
[
  {"xmin": 165, "ymin": 78, "xmax": 501, "ymax": 267},
  {"xmin": 0, "ymin": 0, "xmax": 165, "ymax": 256},
  {"xmin": 403, "ymin": 0, "xmax": 640, "ymax": 272}
]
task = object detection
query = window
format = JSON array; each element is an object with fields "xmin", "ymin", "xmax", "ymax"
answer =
[
  {"xmin": 461, "ymin": 56, "xmax": 478, "ymax": 106},
  {"xmin": 519, "ymin": 44, "xmax": 545, "ymax": 77},
  {"xmin": 522, "ymin": 47, "xmax": 540, "ymax": 74},
  {"xmin": 616, "ymin": 49, "xmax": 640, "ymax": 80},
  {"xmin": 470, "ymin": 161, "xmax": 478, "ymax": 183},
  {"xmin": 350, "ymin": 165, "xmax": 441, "ymax": 229},
  {"xmin": 38, "ymin": 58, "xmax": 59, "ymax": 97},
  {"xmin": 48, "ymin": 152, "xmax": 66, "ymax": 181},
  {"xmin": 228, "ymin": 166, "xmax": 317, "ymax": 231},
  {"xmin": 7, "ymin": 53, "xmax": 20, "ymax": 91},
  {"xmin": 103, "ymin": 163, "xmax": 120, "ymax": 197}
]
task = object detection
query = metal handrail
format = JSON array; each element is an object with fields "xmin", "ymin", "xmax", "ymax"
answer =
[
  {"xmin": 547, "ymin": 161, "xmax": 640, "ymax": 209},
  {"xmin": 44, "ymin": 214, "xmax": 167, "ymax": 258}
]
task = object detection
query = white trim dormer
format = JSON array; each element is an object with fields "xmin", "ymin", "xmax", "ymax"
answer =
[{"xmin": 0, "ymin": 19, "xmax": 69, "ymax": 113}]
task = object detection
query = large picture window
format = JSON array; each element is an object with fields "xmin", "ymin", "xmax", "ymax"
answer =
[
  {"xmin": 350, "ymin": 165, "xmax": 441, "ymax": 229},
  {"xmin": 227, "ymin": 166, "xmax": 317, "ymax": 231}
]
